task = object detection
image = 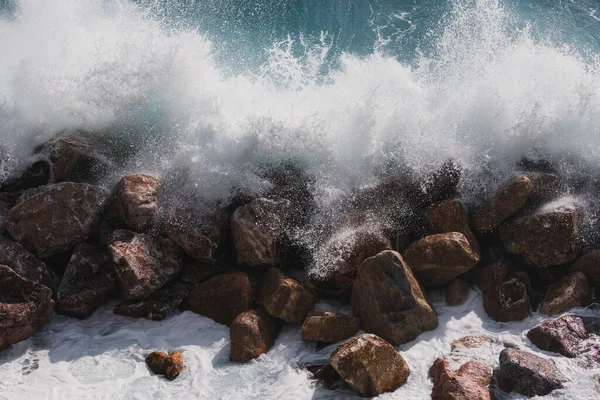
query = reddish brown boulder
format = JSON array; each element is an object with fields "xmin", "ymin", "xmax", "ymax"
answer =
[
  {"xmin": 351, "ymin": 250, "xmax": 437, "ymax": 346},
  {"xmin": 0, "ymin": 265, "xmax": 54, "ymax": 350},
  {"xmin": 116, "ymin": 174, "xmax": 160, "ymax": 230},
  {"xmin": 5, "ymin": 182, "xmax": 108, "ymax": 258},
  {"xmin": 0, "ymin": 236, "xmax": 58, "ymax": 291},
  {"xmin": 231, "ymin": 198, "xmax": 292, "ymax": 266},
  {"xmin": 527, "ymin": 315, "xmax": 600, "ymax": 359},
  {"xmin": 229, "ymin": 309, "xmax": 282, "ymax": 362},
  {"xmin": 424, "ymin": 199, "xmax": 480, "ymax": 254},
  {"xmin": 474, "ymin": 176, "xmax": 532, "ymax": 232},
  {"xmin": 445, "ymin": 277, "xmax": 469, "ymax": 306},
  {"xmin": 164, "ymin": 206, "xmax": 221, "ymax": 264},
  {"xmin": 403, "ymin": 233, "xmax": 480, "ymax": 288},
  {"xmin": 114, "ymin": 283, "xmax": 188, "ymax": 321},
  {"xmin": 570, "ymin": 251, "xmax": 600, "ymax": 286},
  {"xmin": 539, "ymin": 272, "xmax": 591, "ymax": 315},
  {"xmin": 185, "ymin": 272, "xmax": 253, "ymax": 325},
  {"xmin": 451, "ymin": 336, "xmax": 493, "ymax": 351},
  {"xmin": 145, "ymin": 351, "xmax": 184, "ymax": 380},
  {"xmin": 330, "ymin": 333, "xmax": 410, "ymax": 397},
  {"xmin": 108, "ymin": 230, "xmax": 184, "ymax": 300},
  {"xmin": 477, "ymin": 263, "xmax": 531, "ymax": 322},
  {"xmin": 301, "ymin": 310, "xmax": 360, "ymax": 343},
  {"xmin": 430, "ymin": 357, "xmax": 493, "ymax": 400},
  {"xmin": 56, "ymin": 243, "xmax": 118, "ymax": 318}
]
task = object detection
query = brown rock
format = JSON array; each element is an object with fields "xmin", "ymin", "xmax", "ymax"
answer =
[
  {"xmin": 527, "ymin": 315, "xmax": 600, "ymax": 359},
  {"xmin": 430, "ymin": 357, "xmax": 493, "ymax": 400},
  {"xmin": 184, "ymin": 272, "xmax": 253, "ymax": 325},
  {"xmin": 164, "ymin": 206, "xmax": 221, "ymax": 264},
  {"xmin": 56, "ymin": 243, "xmax": 118, "ymax": 318},
  {"xmin": 108, "ymin": 230, "xmax": 184, "ymax": 300},
  {"xmin": 145, "ymin": 351, "xmax": 184, "ymax": 380},
  {"xmin": 301, "ymin": 310, "xmax": 360, "ymax": 343},
  {"xmin": 257, "ymin": 267, "xmax": 315, "ymax": 324},
  {"xmin": 231, "ymin": 198, "xmax": 293, "ymax": 266},
  {"xmin": 474, "ymin": 175, "xmax": 532, "ymax": 232},
  {"xmin": 445, "ymin": 278, "xmax": 469, "ymax": 306},
  {"xmin": 116, "ymin": 174, "xmax": 160, "ymax": 230},
  {"xmin": 403, "ymin": 232, "xmax": 480, "ymax": 288},
  {"xmin": 539, "ymin": 272, "xmax": 591, "ymax": 315},
  {"xmin": 5, "ymin": 183, "xmax": 108, "ymax": 258},
  {"xmin": 424, "ymin": 199, "xmax": 480, "ymax": 255},
  {"xmin": 451, "ymin": 336, "xmax": 493, "ymax": 351},
  {"xmin": 0, "ymin": 236, "xmax": 58, "ymax": 291},
  {"xmin": 351, "ymin": 250, "xmax": 437, "ymax": 346},
  {"xmin": 477, "ymin": 263, "xmax": 531, "ymax": 322},
  {"xmin": 114, "ymin": 283, "xmax": 189, "ymax": 321},
  {"xmin": 305, "ymin": 363, "xmax": 343, "ymax": 387},
  {"xmin": 0, "ymin": 265, "xmax": 54, "ymax": 350},
  {"xmin": 570, "ymin": 250, "xmax": 600, "ymax": 286},
  {"xmin": 229, "ymin": 309, "xmax": 282, "ymax": 362},
  {"xmin": 330, "ymin": 333, "xmax": 410, "ymax": 397}
]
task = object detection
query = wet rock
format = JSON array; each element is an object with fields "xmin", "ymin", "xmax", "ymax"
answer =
[
  {"xmin": 527, "ymin": 315, "xmax": 600, "ymax": 359},
  {"xmin": 499, "ymin": 204, "xmax": 581, "ymax": 267},
  {"xmin": 418, "ymin": 160, "xmax": 462, "ymax": 206},
  {"xmin": 114, "ymin": 283, "xmax": 189, "ymax": 321},
  {"xmin": 145, "ymin": 351, "xmax": 184, "ymax": 381},
  {"xmin": 570, "ymin": 250, "xmax": 600, "ymax": 286},
  {"xmin": 184, "ymin": 272, "xmax": 253, "ymax": 326},
  {"xmin": 180, "ymin": 261, "xmax": 214, "ymax": 286},
  {"xmin": 230, "ymin": 309, "xmax": 282, "ymax": 362},
  {"xmin": 445, "ymin": 277, "xmax": 469, "ymax": 306},
  {"xmin": 430, "ymin": 357, "xmax": 493, "ymax": 400},
  {"xmin": 424, "ymin": 199, "xmax": 480, "ymax": 255},
  {"xmin": 330, "ymin": 333, "xmax": 410, "ymax": 397},
  {"xmin": 477, "ymin": 263, "xmax": 531, "ymax": 322},
  {"xmin": 56, "ymin": 243, "xmax": 118, "ymax": 318},
  {"xmin": 403, "ymin": 232, "xmax": 480, "ymax": 288},
  {"xmin": 164, "ymin": 206, "xmax": 221, "ymax": 264},
  {"xmin": 0, "ymin": 160, "xmax": 51, "ymax": 193},
  {"xmin": 5, "ymin": 182, "xmax": 109, "ymax": 258},
  {"xmin": 497, "ymin": 347, "xmax": 566, "ymax": 397},
  {"xmin": 451, "ymin": 336, "xmax": 494, "ymax": 351},
  {"xmin": 257, "ymin": 267, "xmax": 316, "ymax": 324},
  {"xmin": 305, "ymin": 363, "xmax": 343, "ymax": 387},
  {"xmin": 0, "ymin": 264, "xmax": 54, "ymax": 351},
  {"xmin": 0, "ymin": 236, "xmax": 58, "ymax": 291},
  {"xmin": 351, "ymin": 250, "xmax": 438, "ymax": 346},
  {"xmin": 116, "ymin": 174, "xmax": 161, "ymax": 230},
  {"xmin": 539, "ymin": 272, "xmax": 591, "ymax": 315},
  {"xmin": 108, "ymin": 230, "xmax": 184, "ymax": 300},
  {"xmin": 301, "ymin": 310, "xmax": 360, "ymax": 343},
  {"xmin": 231, "ymin": 197, "xmax": 293, "ymax": 267},
  {"xmin": 474, "ymin": 176, "xmax": 532, "ymax": 232}
]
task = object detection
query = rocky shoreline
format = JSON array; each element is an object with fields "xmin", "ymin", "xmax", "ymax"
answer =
[{"xmin": 1, "ymin": 131, "xmax": 600, "ymax": 398}]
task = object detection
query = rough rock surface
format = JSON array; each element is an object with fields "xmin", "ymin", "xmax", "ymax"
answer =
[
  {"xmin": 5, "ymin": 183, "xmax": 108, "ymax": 258},
  {"xmin": 108, "ymin": 230, "xmax": 184, "ymax": 300},
  {"xmin": 445, "ymin": 277, "xmax": 469, "ymax": 306},
  {"xmin": 430, "ymin": 357, "xmax": 493, "ymax": 400},
  {"xmin": 301, "ymin": 310, "xmax": 360, "ymax": 343},
  {"xmin": 145, "ymin": 351, "xmax": 184, "ymax": 380},
  {"xmin": 0, "ymin": 264, "xmax": 54, "ymax": 350},
  {"xmin": 330, "ymin": 333, "xmax": 410, "ymax": 397},
  {"xmin": 184, "ymin": 272, "xmax": 253, "ymax": 325},
  {"xmin": 230, "ymin": 309, "xmax": 282, "ymax": 362},
  {"xmin": 164, "ymin": 206, "xmax": 221, "ymax": 264},
  {"xmin": 477, "ymin": 263, "xmax": 531, "ymax": 322},
  {"xmin": 403, "ymin": 232, "xmax": 480, "ymax": 288},
  {"xmin": 424, "ymin": 199, "xmax": 480, "ymax": 254},
  {"xmin": 527, "ymin": 315, "xmax": 600, "ymax": 359},
  {"xmin": 0, "ymin": 160, "xmax": 51, "ymax": 193},
  {"xmin": 351, "ymin": 250, "xmax": 438, "ymax": 345},
  {"xmin": 257, "ymin": 267, "xmax": 316, "ymax": 324},
  {"xmin": 56, "ymin": 243, "xmax": 118, "ymax": 318},
  {"xmin": 570, "ymin": 250, "xmax": 600, "ymax": 286},
  {"xmin": 116, "ymin": 174, "xmax": 161, "ymax": 230},
  {"xmin": 114, "ymin": 283, "xmax": 188, "ymax": 321},
  {"xmin": 539, "ymin": 272, "xmax": 591, "ymax": 315},
  {"xmin": 0, "ymin": 236, "xmax": 58, "ymax": 291}
]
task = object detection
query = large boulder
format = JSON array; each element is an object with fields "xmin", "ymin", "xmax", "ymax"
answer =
[
  {"xmin": 5, "ymin": 183, "xmax": 108, "ymax": 257},
  {"xmin": 231, "ymin": 198, "xmax": 293, "ymax": 267},
  {"xmin": 56, "ymin": 243, "xmax": 118, "ymax": 318},
  {"xmin": 229, "ymin": 309, "xmax": 282, "ymax": 362},
  {"xmin": 351, "ymin": 250, "xmax": 437, "ymax": 346},
  {"xmin": 164, "ymin": 206, "xmax": 221, "ymax": 264},
  {"xmin": 424, "ymin": 199, "xmax": 480, "ymax": 255},
  {"xmin": 0, "ymin": 265, "xmax": 54, "ymax": 350},
  {"xmin": 497, "ymin": 348, "xmax": 567, "ymax": 397},
  {"xmin": 477, "ymin": 263, "xmax": 531, "ymax": 322},
  {"xmin": 499, "ymin": 204, "xmax": 581, "ymax": 267},
  {"xmin": 330, "ymin": 333, "xmax": 410, "ymax": 397},
  {"xmin": 539, "ymin": 272, "xmax": 591, "ymax": 315},
  {"xmin": 445, "ymin": 277, "xmax": 469, "ymax": 306},
  {"xmin": 145, "ymin": 351, "xmax": 184, "ymax": 381},
  {"xmin": 403, "ymin": 233, "xmax": 479, "ymax": 288},
  {"xmin": 184, "ymin": 272, "xmax": 253, "ymax": 325},
  {"xmin": 570, "ymin": 250, "xmax": 600, "ymax": 286},
  {"xmin": 0, "ymin": 236, "xmax": 58, "ymax": 291},
  {"xmin": 108, "ymin": 230, "xmax": 184, "ymax": 300},
  {"xmin": 301, "ymin": 310, "xmax": 360, "ymax": 343},
  {"xmin": 257, "ymin": 267, "xmax": 316, "ymax": 324},
  {"xmin": 116, "ymin": 174, "xmax": 161, "ymax": 230},
  {"xmin": 114, "ymin": 283, "xmax": 188, "ymax": 321},
  {"xmin": 527, "ymin": 315, "xmax": 600, "ymax": 360},
  {"xmin": 430, "ymin": 358, "xmax": 493, "ymax": 400}
]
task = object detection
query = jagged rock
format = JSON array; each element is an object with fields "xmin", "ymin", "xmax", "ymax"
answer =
[
  {"xmin": 305, "ymin": 363, "xmax": 343, "ymax": 387},
  {"xmin": 445, "ymin": 277, "xmax": 469, "ymax": 306},
  {"xmin": 164, "ymin": 206, "xmax": 221, "ymax": 264},
  {"xmin": 497, "ymin": 348, "xmax": 566, "ymax": 397},
  {"xmin": 474, "ymin": 176, "xmax": 532, "ymax": 232},
  {"xmin": 116, "ymin": 174, "xmax": 161, "ymax": 230},
  {"xmin": 145, "ymin": 351, "xmax": 184, "ymax": 380},
  {"xmin": 56, "ymin": 243, "xmax": 118, "ymax": 318},
  {"xmin": 499, "ymin": 204, "xmax": 581, "ymax": 267},
  {"xmin": 0, "ymin": 236, "xmax": 58, "ymax": 291},
  {"xmin": 570, "ymin": 251, "xmax": 600, "ymax": 286},
  {"xmin": 351, "ymin": 250, "xmax": 437, "ymax": 345},
  {"xmin": 257, "ymin": 267, "xmax": 316, "ymax": 324},
  {"xmin": 5, "ymin": 182, "xmax": 108, "ymax": 258},
  {"xmin": 477, "ymin": 263, "xmax": 531, "ymax": 322},
  {"xmin": 527, "ymin": 315, "xmax": 600, "ymax": 359},
  {"xmin": 403, "ymin": 233, "xmax": 480, "ymax": 288},
  {"xmin": 330, "ymin": 333, "xmax": 410, "ymax": 397},
  {"xmin": 114, "ymin": 283, "xmax": 188, "ymax": 321},
  {"xmin": 430, "ymin": 358, "xmax": 493, "ymax": 400},
  {"xmin": 301, "ymin": 310, "xmax": 360, "ymax": 343},
  {"xmin": 539, "ymin": 272, "xmax": 591, "ymax": 315},
  {"xmin": 231, "ymin": 197, "xmax": 293, "ymax": 266},
  {"xmin": 229, "ymin": 309, "xmax": 282, "ymax": 362},
  {"xmin": 0, "ymin": 265, "xmax": 54, "ymax": 350},
  {"xmin": 108, "ymin": 230, "xmax": 184, "ymax": 300},
  {"xmin": 0, "ymin": 160, "xmax": 51, "ymax": 193},
  {"xmin": 184, "ymin": 272, "xmax": 253, "ymax": 325},
  {"xmin": 424, "ymin": 199, "xmax": 480, "ymax": 255}
]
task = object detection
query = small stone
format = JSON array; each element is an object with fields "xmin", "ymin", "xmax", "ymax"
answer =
[
  {"xmin": 539, "ymin": 272, "xmax": 591, "ymax": 315},
  {"xmin": 145, "ymin": 351, "xmax": 184, "ymax": 380},
  {"xmin": 430, "ymin": 357, "xmax": 493, "ymax": 400},
  {"xmin": 445, "ymin": 277, "xmax": 469, "ymax": 306},
  {"xmin": 116, "ymin": 174, "xmax": 161, "ymax": 230},
  {"xmin": 229, "ymin": 309, "xmax": 282, "ymax": 362},
  {"xmin": 301, "ymin": 310, "xmax": 360, "ymax": 343}
]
